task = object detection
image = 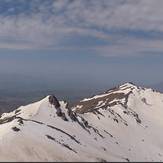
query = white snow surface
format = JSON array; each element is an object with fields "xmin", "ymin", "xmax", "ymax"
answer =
[{"xmin": 0, "ymin": 83, "xmax": 163, "ymax": 161}]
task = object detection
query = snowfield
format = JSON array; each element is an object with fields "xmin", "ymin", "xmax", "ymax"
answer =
[{"xmin": 0, "ymin": 83, "xmax": 163, "ymax": 161}]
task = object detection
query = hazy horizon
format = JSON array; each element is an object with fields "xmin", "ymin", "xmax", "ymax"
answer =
[{"xmin": 0, "ymin": 0, "xmax": 163, "ymax": 111}]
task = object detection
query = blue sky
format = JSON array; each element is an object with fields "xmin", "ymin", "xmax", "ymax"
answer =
[{"xmin": 0, "ymin": 0, "xmax": 163, "ymax": 91}]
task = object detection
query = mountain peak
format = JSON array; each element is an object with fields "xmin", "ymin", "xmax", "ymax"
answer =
[
  {"xmin": 73, "ymin": 82, "xmax": 158, "ymax": 114},
  {"xmin": 120, "ymin": 82, "xmax": 138, "ymax": 90},
  {"xmin": 119, "ymin": 82, "xmax": 137, "ymax": 88}
]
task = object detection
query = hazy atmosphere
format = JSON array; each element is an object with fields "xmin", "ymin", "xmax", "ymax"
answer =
[{"xmin": 0, "ymin": 0, "xmax": 163, "ymax": 110}]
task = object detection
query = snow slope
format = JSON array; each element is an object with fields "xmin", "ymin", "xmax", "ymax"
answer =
[{"xmin": 0, "ymin": 83, "xmax": 163, "ymax": 161}]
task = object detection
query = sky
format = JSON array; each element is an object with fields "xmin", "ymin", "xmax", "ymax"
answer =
[{"xmin": 0, "ymin": 0, "xmax": 163, "ymax": 93}]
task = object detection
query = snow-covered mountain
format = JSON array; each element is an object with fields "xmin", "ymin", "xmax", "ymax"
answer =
[{"xmin": 0, "ymin": 82, "xmax": 163, "ymax": 162}]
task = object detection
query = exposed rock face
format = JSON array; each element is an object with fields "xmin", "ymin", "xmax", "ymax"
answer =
[
  {"xmin": 49, "ymin": 95, "xmax": 60, "ymax": 108},
  {"xmin": 48, "ymin": 95, "xmax": 69, "ymax": 121},
  {"xmin": 73, "ymin": 83, "xmax": 138, "ymax": 114}
]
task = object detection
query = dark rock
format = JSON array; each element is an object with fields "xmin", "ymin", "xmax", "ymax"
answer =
[
  {"xmin": 49, "ymin": 95, "xmax": 60, "ymax": 108},
  {"xmin": 56, "ymin": 107, "xmax": 62, "ymax": 117},
  {"xmin": 61, "ymin": 113, "xmax": 68, "ymax": 121},
  {"xmin": 15, "ymin": 109, "xmax": 21, "ymax": 114},
  {"xmin": 12, "ymin": 126, "xmax": 20, "ymax": 132},
  {"xmin": 17, "ymin": 118, "xmax": 24, "ymax": 125},
  {"xmin": 125, "ymin": 158, "xmax": 130, "ymax": 162}
]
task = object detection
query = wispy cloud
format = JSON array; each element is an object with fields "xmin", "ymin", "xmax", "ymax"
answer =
[{"xmin": 0, "ymin": 0, "xmax": 163, "ymax": 56}]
